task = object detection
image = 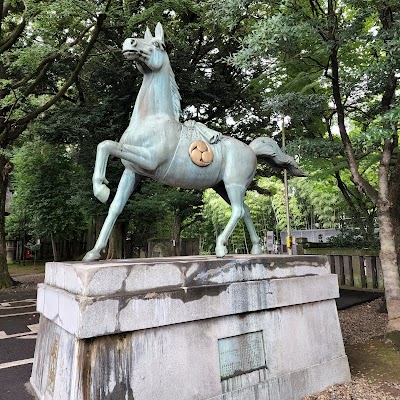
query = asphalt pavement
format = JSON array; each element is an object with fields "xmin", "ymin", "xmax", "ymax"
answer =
[{"xmin": 0, "ymin": 290, "xmax": 39, "ymax": 400}]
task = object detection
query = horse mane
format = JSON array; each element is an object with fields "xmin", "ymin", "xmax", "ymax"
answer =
[{"xmin": 168, "ymin": 65, "xmax": 181, "ymax": 121}]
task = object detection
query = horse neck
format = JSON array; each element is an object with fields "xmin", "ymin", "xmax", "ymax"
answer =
[{"xmin": 131, "ymin": 61, "xmax": 175, "ymax": 121}]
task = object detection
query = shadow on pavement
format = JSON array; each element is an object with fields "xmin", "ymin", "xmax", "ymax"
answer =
[{"xmin": 336, "ymin": 289, "xmax": 383, "ymax": 310}]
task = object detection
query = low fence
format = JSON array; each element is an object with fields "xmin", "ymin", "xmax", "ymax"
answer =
[{"xmin": 302, "ymin": 247, "xmax": 383, "ymax": 292}]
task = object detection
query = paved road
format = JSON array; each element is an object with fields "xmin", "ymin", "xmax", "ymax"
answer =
[{"xmin": 0, "ymin": 290, "xmax": 38, "ymax": 400}]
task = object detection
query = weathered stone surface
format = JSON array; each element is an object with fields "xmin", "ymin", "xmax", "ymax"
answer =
[
  {"xmin": 43, "ymin": 254, "xmax": 330, "ymax": 296},
  {"xmin": 31, "ymin": 255, "xmax": 350, "ymax": 400},
  {"xmin": 37, "ymin": 273, "xmax": 338, "ymax": 338}
]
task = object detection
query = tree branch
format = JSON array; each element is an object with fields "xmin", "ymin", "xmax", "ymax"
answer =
[
  {"xmin": 17, "ymin": 7, "xmax": 110, "ymax": 126},
  {"xmin": 0, "ymin": 18, "xmax": 26, "ymax": 54},
  {"xmin": 344, "ymin": 104, "xmax": 374, "ymax": 120},
  {"xmin": 0, "ymin": 0, "xmax": 5, "ymax": 38},
  {"xmin": 13, "ymin": 22, "xmax": 94, "ymax": 92},
  {"xmin": 13, "ymin": 52, "xmax": 58, "ymax": 89},
  {"xmin": 309, "ymin": 0, "xmax": 325, "ymax": 17},
  {"xmin": 324, "ymin": 0, "xmax": 378, "ymax": 204}
]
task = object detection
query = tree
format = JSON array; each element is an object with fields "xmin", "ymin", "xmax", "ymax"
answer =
[
  {"xmin": 126, "ymin": 180, "xmax": 203, "ymax": 256},
  {"xmin": 0, "ymin": 0, "xmax": 112, "ymax": 286},
  {"xmin": 287, "ymin": 137, "xmax": 377, "ymax": 237},
  {"xmin": 24, "ymin": 1, "xmax": 274, "ymax": 260},
  {"xmin": 7, "ymin": 138, "xmax": 87, "ymax": 260},
  {"xmin": 223, "ymin": 0, "xmax": 400, "ymax": 331},
  {"xmin": 198, "ymin": 178, "xmax": 300, "ymax": 254}
]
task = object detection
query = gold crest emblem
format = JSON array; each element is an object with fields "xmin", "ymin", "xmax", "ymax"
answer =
[{"xmin": 189, "ymin": 140, "xmax": 214, "ymax": 167}]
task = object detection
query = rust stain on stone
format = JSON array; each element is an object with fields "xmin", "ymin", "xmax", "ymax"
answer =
[
  {"xmin": 46, "ymin": 333, "xmax": 59, "ymax": 395},
  {"xmin": 81, "ymin": 334, "xmax": 136, "ymax": 399},
  {"xmin": 81, "ymin": 338, "xmax": 94, "ymax": 400}
]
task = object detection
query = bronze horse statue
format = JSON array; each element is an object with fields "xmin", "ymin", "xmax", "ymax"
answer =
[{"xmin": 83, "ymin": 23, "xmax": 305, "ymax": 261}]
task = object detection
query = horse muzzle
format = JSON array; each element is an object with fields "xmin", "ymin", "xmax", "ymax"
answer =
[{"xmin": 122, "ymin": 49, "xmax": 140, "ymax": 60}]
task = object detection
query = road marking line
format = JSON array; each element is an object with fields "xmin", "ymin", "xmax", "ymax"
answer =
[
  {"xmin": 27, "ymin": 323, "xmax": 39, "ymax": 333},
  {"xmin": 0, "ymin": 331, "xmax": 37, "ymax": 340},
  {"xmin": 1, "ymin": 299, "xmax": 36, "ymax": 305},
  {"xmin": 0, "ymin": 300, "xmax": 36, "ymax": 310},
  {"xmin": 0, "ymin": 311, "xmax": 37, "ymax": 318},
  {"xmin": 17, "ymin": 335, "xmax": 37, "ymax": 340},
  {"xmin": 0, "ymin": 323, "xmax": 40, "ymax": 339},
  {"xmin": 0, "ymin": 358, "xmax": 34, "ymax": 370},
  {"xmin": 0, "ymin": 304, "xmax": 36, "ymax": 310}
]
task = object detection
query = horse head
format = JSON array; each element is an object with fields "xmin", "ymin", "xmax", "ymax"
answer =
[{"xmin": 122, "ymin": 22, "xmax": 167, "ymax": 74}]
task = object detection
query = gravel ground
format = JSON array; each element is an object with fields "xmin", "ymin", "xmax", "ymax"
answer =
[
  {"xmin": 1, "ymin": 273, "xmax": 45, "ymax": 293},
  {"xmin": 339, "ymin": 298, "xmax": 388, "ymax": 345},
  {"xmin": 305, "ymin": 379, "xmax": 400, "ymax": 400},
  {"xmin": 305, "ymin": 298, "xmax": 400, "ymax": 400}
]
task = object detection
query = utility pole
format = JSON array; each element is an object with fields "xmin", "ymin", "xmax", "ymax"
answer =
[{"xmin": 282, "ymin": 118, "xmax": 292, "ymax": 255}]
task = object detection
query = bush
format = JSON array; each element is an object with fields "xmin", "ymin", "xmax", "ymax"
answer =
[{"xmin": 327, "ymin": 228, "xmax": 380, "ymax": 250}]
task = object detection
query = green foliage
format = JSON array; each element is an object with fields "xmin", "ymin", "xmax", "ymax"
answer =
[
  {"xmin": 198, "ymin": 176, "xmax": 309, "ymax": 253},
  {"xmin": 293, "ymin": 177, "xmax": 341, "ymax": 228},
  {"xmin": 327, "ymin": 227, "xmax": 380, "ymax": 250},
  {"xmin": 286, "ymin": 138, "xmax": 344, "ymax": 160},
  {"xmin": 4, "ymin": 0, "xmax": 396, "ymax": 262},
  {"xmin": 126, "ymin": 180, "xmax": 203, "ymax": 243},
  {"xmin": 6, "ymin": 138, "xmax": 88, "ymax": 240},
  {"xmin": 362, "ymin": 105, "xmax": 400, "ymax": 149},
  {"xmin": 1, "ymin": 0, "xmax": 111, "ymax": 139},
  {"xmin": 287, "ymin": 135, "xmax": 377, "ymax": 233}
]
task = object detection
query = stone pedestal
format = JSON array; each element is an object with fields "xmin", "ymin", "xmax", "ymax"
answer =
[{"xmin": 30, "ymin": 255, "xmax": 351, "ymax": 400}]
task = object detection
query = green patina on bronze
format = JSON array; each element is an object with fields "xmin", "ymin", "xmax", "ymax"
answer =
[{"xmin": 83, "ymin": 23, "xmax": 305, "ymax": 262}]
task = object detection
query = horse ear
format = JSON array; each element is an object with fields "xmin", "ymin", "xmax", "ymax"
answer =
[
  {"xmin": 144, "ymin": 27, "xmax": 152, "ymax": 40},
  {"xmin": 154, "ymin": 22, "xmax": 164, "ymax": 43}
]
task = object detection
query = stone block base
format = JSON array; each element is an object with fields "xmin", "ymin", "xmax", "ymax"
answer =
[{"xmin": 30, "ymin": 255, "xmax": 351, "ymax": 399}]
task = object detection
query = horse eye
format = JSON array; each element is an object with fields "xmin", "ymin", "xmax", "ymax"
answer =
[{"xmin": 153, "ymin": 41, "xmax": 160, "ymax": 48}]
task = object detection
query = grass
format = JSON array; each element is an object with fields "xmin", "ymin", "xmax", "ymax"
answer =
[
  {"xmin": 346, "ymin": 333, "xmax": 400, "ymax": 384},
  {"xmin": 7, "ymin": 261, "xmax": 46, "ymax": 276}
]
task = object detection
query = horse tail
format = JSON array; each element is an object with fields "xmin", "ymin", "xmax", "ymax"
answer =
[{"xmin": 249, "ymin": 137, "xmax": 307, "ymax": 177}]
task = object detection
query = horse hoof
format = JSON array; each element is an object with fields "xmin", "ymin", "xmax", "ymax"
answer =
[
  {"xmin": 215, "ymin": 245, "xmax": 228, "ymax": 258},
  {"xmin": 82, "ymin": 251, "xmax": 101, "ymax": 262},
  {"xmin": 251, "ymin": 245, "xmax": 263, "ymax": 255},
  {"xmin": 94, "ymin": 184, "xmax": 110, "ymax": 203}
]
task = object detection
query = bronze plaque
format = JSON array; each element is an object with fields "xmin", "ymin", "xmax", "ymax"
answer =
[{"xmin": 218, "ymin": 331, "xmax": 266, "ymax": 380}]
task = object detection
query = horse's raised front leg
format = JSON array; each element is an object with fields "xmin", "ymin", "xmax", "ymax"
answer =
[
  {"xmin": 215, "ymin": 184, "xmax": 246, "ymax": 257},
  {"xmin": 92, "ymin": 140, "xmax": 158, "ymax": 203},
  {"xmin": 92, "ymin": 140, "xmax": 115, "ymax": 203},
  {"xmin": 83, "ymin": 168, "xmax": 141, "ymax": 261}
]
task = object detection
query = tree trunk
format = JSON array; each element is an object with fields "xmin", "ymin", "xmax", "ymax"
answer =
[
  {"xmin": 172, "ymin": 213, "xmax": 181, "ymax": 256},
  {"xmin": 0, "ymin": 154, "xmax": 14, "ymax": 288},
  {"xmin": 50, "ymin": 233, "xmax": 59, "ymax": 262},
  {"xmin": 378, "ymin": 207, "xmax": 400, "ymax": 332},
  {"xmin": 107, "ymin": 222, "xmax": 124, "ymax": 260},
  {"xmin": 325, "ymin": 0, "xmax": 400, "ymax": 332},
  {"xmin": 389, "ymin": 154, "xmax": 400, "ymax": 265},
  {"xmin": 334, "ymin": 171, "xmax": 375, "ymax": 240},
  {"xmin": 377, "ymin": 140, "xmax": 400, "ymax": 332}
]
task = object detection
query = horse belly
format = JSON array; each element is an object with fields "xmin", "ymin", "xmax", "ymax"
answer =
[{"xmin": 158, "ymin": 159, "xmax": 221, "ymax": 189}]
